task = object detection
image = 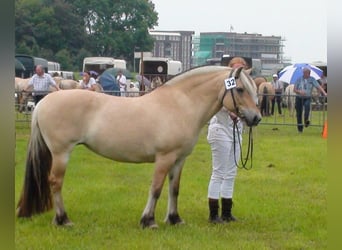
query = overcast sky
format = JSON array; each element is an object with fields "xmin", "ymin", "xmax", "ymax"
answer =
[{"xmin": 151, "ymin": 0, "xmax": 327, "ymax": 63}]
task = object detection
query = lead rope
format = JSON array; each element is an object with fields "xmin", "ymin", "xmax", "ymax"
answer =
[
  {"xmin": 232, "ymin": 114, "xmax": 254, "ymax": 170},
  {"xmin": 223, "ymin": 67, "xmax": 254, "ymax": 169}
]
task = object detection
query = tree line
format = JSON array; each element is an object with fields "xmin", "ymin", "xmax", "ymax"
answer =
[{"xmin": 15, "ymin": 0, "xmax": 159, "ymax": 72}]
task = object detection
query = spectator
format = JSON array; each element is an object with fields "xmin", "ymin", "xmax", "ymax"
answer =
[
  {"xmin": 293, "ymin": 67, "xmax": 327, "ymax": 133},
  {"xmin": 24, "ymin": 65, "xmax": 60, "ymax": 105},
  {"xmin": 116, "ymin": 70, "xmax": 127, "ymax": 96},
  {"xmin": 80, "ymin": 71, "xmax": 97, "ymax": 91},
  {"xmin": 271, "ymin": 74, "xmax": 283, "ymax": 115},
  {"xmin": 126, "ymin": 81, "xmax": 140, "ymax": 97}
]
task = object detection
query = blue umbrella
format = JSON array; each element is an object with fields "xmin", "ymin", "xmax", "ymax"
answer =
[
  {"xmin": 98, "ymin": 71, "xmax": 120, "ymax": 96},
  {"xmin": 278, "ymin": 63, "xmax": 323, "ymax": 84}
]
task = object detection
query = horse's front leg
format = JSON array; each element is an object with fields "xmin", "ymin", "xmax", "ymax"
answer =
[
  {"xmin": 140, "ymin": 155, "xmax": 174, "ymax": 229},
  {"xmin": 165, "ymin": 159, "xmax": 185, "ymax": 225},
  {"xmin": 49, "ymin": 154, "xmax": 73, "ymax": 226}
]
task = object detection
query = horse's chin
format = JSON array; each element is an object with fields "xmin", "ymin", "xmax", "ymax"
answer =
[{"xmin": 240, "ymin": 113, "xmax": 262, "ymax": 127}]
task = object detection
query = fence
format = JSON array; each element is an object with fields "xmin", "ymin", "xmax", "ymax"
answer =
[{"xmin": 15, "ymin": 91, "xmax": 327, "ymax": 129}]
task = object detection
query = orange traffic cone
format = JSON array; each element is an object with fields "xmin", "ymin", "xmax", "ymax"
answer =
[{"xmin": 322, "ymin": 120, "xmax": 328, "ymax": 139}]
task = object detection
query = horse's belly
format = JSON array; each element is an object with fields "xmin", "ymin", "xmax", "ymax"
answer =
[{"xmin": 84, "ymin": 138, "xmax": 156, "ymax": 163}]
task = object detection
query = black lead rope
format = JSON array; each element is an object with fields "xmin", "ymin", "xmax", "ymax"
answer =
[
  {"xmin": 222, "ymin": 67, "xmax": 254, "ymax": 170},
  {"xmin": 232, "ymin": 119, "xmax": 254, "ymax": 170}
]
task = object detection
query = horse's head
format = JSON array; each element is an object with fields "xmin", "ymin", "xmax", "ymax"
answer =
[{"xmin": 221, "ymin": 67, "xmax": 262, "ymax": 126}]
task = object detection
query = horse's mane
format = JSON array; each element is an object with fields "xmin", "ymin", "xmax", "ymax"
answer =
[
  {"xmin": 164, "ymin": 65, "xmax": 257, "ymax": 103},
  {"xmin": 164, "ymin": 65, "xmax": 229, "ymax": 86}
]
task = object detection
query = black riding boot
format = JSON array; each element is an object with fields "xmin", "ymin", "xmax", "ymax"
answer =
[
  {"xmin": 221, "ymin": 198, "xmax": 237, "ymax": 222},
  {"xmin": 208, "ymin": 198, "xmax": 223, "ymax": 224}
]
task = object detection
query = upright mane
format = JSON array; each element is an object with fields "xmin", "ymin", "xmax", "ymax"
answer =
[{"xmin": 164, "ymin": 65, "xmax": 226, "ymax": 86}]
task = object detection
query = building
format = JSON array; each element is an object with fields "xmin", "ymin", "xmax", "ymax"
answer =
[
  {"xmin": 193, "ymin": 32, "xmax": 286, "ymax": 75},
  {"xmin": 148, "ymin": 30, "xmax": 287, "ymax": 76},
  {"xmin": 149, "ymin": 30, "xmax": 194, "ymax": 71}
]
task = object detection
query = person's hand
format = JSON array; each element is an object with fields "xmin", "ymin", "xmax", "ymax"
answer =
[
  {"xmin": 298, "ymin": 90, "xmax": 305, "ymax": 96},
  {"xmin": 229, "ymin": 112, "xmax": 238, "ymax": 122}
]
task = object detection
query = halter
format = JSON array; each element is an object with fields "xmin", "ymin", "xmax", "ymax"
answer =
[
  {"xmin": 220, "ymin": 66, "xmax": 244, "ymax": 115},
  {"xmin": 221, "ymin": 67, "xmax": 254, "ymax": 170}
]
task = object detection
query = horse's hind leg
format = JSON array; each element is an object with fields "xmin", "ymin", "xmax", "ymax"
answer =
[
  {"xmin": 140, "ymin": 155, "xmax": 175, "ymax": 229},
  {"xmin": 49, "ymin": 153, "xmax": 73, "ymax": 226},
  {"xmin": 165, "ymin": 159, "xmax": 185, "ymax": 225}
]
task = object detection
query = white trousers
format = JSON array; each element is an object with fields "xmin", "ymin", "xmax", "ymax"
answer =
[{"xmin": 207, "ymin": 133, "xmax": 241, "ymax": 199}]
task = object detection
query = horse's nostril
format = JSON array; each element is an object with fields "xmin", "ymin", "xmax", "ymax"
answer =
[{"xmin": 254, "ymin": 115, "xmax": 262, "ymax": 125}]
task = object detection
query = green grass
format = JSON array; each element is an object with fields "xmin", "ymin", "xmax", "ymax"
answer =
[{"xmin": 15, "ymin": 121, "xmax": 327, "ymax": 249}]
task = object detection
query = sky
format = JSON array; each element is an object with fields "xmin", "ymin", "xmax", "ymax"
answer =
[{"xmin": 150, "ymin": 0, "xmax": 327, "ymax": 64}]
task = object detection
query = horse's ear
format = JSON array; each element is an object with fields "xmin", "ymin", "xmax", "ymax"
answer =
[{"xmin": 245, "ymin": 68, "xmax": 252, "ymax": 75}]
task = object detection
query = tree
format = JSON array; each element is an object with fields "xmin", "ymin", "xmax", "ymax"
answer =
[
  {"xmin": 71, "ymin": 0, "xmax": 158, "ymax": 68},
  {"xmin": 15, "ymin": 0, "xmax": 159, "ymax": 71}
]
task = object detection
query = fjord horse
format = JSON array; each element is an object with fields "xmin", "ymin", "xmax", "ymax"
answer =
[
  {"xmin": 253, "ymin": 76, "xmax": 267, "ymax": 89},
  {"xmin": 258, "ymin": 82, "xmax": 275, "ymax": 116},
  {"xmin": 17, "ymin": 66, "xmax": 261, "ymax": 229},
  {"xmin": 53, "ymin": 76, "xmax": 104, "ymax": 92},
  {"xmin": 15, "ymin": 76, "xmax": 104, "ymax": 112},
  {"xmin": 284, "ymin": 84, "xmax": 295, "ymax": 116}
]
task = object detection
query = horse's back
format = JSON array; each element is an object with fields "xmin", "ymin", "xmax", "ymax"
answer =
[
  {"xmin": 253, "ymin": 76, "xmax": 267, "ymax": 89},
  {"xmin": 258, "ymin": 82, "xmax": 275, "ymax": 98}
]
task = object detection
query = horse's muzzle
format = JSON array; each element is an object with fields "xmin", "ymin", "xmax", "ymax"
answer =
[{"xmin": 243, "ymin": 113, "xmax": 262, "ymax": 127}]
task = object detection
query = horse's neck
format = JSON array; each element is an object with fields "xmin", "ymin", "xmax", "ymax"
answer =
[{"xmin": 172, "ymin": 74, "xmax": 223, "ymax": 127}]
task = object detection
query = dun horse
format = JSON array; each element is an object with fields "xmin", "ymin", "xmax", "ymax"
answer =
[
  {"xmin": 17, "ymin": 66, "xmax": 262, "ymax": 228},
  {"xmin": 258, "ymin": 82, "xmax": 275, "ymax": 116}
]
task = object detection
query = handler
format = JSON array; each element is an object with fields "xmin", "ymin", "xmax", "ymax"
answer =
[{"xmin": 206, "ymin": 57, "xmax": 247, "ymax": 223}]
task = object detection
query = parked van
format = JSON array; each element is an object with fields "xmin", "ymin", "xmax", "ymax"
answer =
[{"xmin": 48, "ymin": 61, "xmax": 61, "ymax": 72}]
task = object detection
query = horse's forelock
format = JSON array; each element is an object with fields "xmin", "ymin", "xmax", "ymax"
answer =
[{"xmin": 239, "ymin": 70, "xmax": 258, "ymax": 104}]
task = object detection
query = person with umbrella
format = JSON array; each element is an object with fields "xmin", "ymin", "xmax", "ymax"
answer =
[{"xmin": 294, "ymin": 67, "xmax": 327, "ymax": 133}]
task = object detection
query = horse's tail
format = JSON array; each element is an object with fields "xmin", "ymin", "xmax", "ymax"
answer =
[{"xmin": 17, "ymin": 111, "xmax": 53, "ymax": 217}]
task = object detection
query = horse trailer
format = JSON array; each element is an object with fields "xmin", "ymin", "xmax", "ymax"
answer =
[
  {"xmin": 15, "ymin": 54, "xmax": 48, "ymax": 78},
  {"xmin": 82, "ymin": 57, "xmax": 127, "ymax": 76},
  {"xmin": 139, "ymin": 57, "xmax": 183, "ymax": 83}
]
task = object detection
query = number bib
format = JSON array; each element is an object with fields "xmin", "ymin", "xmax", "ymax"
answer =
[{"xmin": 224, "ymin": 77, "xmax": 236, "ymax": 90}]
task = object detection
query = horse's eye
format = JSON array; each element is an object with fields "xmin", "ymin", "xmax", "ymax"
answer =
[{"xmin": 236, "ymin": 87, "xmax": 244, "ymax": 93}]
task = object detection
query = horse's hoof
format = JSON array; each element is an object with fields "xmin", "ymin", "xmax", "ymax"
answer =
[
  {"xmin": 148, "ymin": 223, "xmax": 159, "ymax": 229},
  {"xmin": 52, "ymin": 213, "xmax": 73, "ymax": 226},
  {"xmin": 165, "ymin": 213, "xmax": 184, "ymax": 225},
  {"xmin": 140, "ymin": 216, "xmax": 158, "ymax": 229}
]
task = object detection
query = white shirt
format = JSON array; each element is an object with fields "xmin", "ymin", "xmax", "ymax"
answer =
[
  {"xmin": 117, "ymin": 74, "xmax": 127, "ymax": 91},
  {"xmin": 80, "ymin": 77, "xmax": 96, "ymax": 89},
  {"xmin": 208, "ymin": 107, "xmax": 243, "ymax": 142},
  {"xmin": 28, "ymin": 73, "xmax": 57, "ymax": 92}
]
